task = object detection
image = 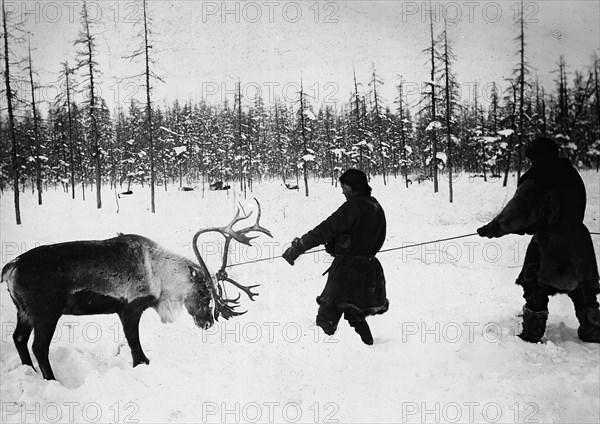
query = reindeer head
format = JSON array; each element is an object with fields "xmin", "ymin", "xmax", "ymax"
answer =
[
  {"xmin": 183, "ymin": 266, "xmax": 215, "ymax": 330},
  {"xmin": 191, "ymin": 198, "xmax": 272, "ymax": 322}
]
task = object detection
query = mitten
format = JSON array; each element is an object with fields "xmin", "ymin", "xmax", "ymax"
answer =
[
  {"xmin": 282, "ymin": 238, "xmax": 306, "ymax": 265},
  {"xmin": 477, "ymin": 220, "xmax": 503, "ymax": 238}
]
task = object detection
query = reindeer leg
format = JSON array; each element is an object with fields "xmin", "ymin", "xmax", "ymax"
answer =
[
  {"xmin": 13, "ymin": 312, "xmax": 34, "ymax": 369},
  {"xmin": 118, "ymin": 307, "xmax": 150, "ymax": 367},
  {"xmin": 32, "ymin": 314, "xmax": 60, "ymax": 380}
]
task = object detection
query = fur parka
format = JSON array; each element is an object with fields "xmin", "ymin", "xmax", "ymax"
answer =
[
  {"xmin": 300, "ymin": 195, "xmax": 389, "ymax": 316},
  {"xmin": 489, "ymin": 157, "xmax": 599, "ymax": 291}
]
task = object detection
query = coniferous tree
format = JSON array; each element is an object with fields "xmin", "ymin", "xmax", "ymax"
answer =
[
  {"xmin": 235, "ymin": 81, "xmax": 248, "ymax": 196},
  {"xmin": 2, "ymin": 0, "xmax": 22, "ymax": 223},
  {"xmin": 56, "ymin": 62, "xmax": 78, "ymax": 198},
  {"xmin": 502, "ymin": 79, "xmax": 518, "ymax": 187},
  {"xmin": 75, "ymin": 1, "xmax": 102, "ymax": 208},
  {"xmin": 566, "ymin": 69, "xmax": 592, "ymax": 164},
  {"xmin": 370, "ymin": 64, "xmax": 387, "ymax": 184},
  {"xmin": 298, "ymin": 79, "xmax": 312, "ymax": 197},
  {"xmin": 352, "ymin": 68, "xmax": 365, "ymax": 170},
  {"xmin": 555, "ymin": 56, "xmax": 569, "ymax": 137},
  {"xmin": 141, "ymin": 0, "xmax": 157, "ymax": 211},
  {"xmin": 590, "ymin": 55, "xmax": 600, "ymax": 170},
  {"xmin": 396, "ymin": 78, "xmax": 413, "ymax": 188},
  {"xmin": 439, "ymin": 22, "xmax": 460, "ymax": 202},
  {"xmin": 425, "ymin": 1, "xmax": 440, "ymax": 192},
  {"xmin": 513, "ymin": 0, "xmax": 532, "ymax": 179},
  {"xmin": 25, "ymin": 38, "xmax": 43, "ymax": 205}
]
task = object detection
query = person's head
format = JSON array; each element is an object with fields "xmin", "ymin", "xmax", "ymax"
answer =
[
  {"xmin": 339, "ymin": 169, "xmax": 371, "ymax": 198},
  {"xmin": 525, "ymin": 137, "xmax": 559, "ymax": 164}
]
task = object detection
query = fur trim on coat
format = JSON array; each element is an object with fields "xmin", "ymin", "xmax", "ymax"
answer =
[
  {"xmin": 299, "ymin": 196, "xmax": 389, "ymax": 316},
  {"xmin": 492, "ymin": 158, "xmax": 599, "ymax": 291}
]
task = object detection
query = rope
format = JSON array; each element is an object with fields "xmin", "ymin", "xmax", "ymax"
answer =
[
  {"xmin": 226, "ymin": 231, "xmax": 600, "ymax": 268},
  {"xmin": 226, "ymin": 232, "xmax": 479, "ymax": 268},
  {"xmin": 379, "ymin": 233, "xmax": 479, "ymax": 253}
]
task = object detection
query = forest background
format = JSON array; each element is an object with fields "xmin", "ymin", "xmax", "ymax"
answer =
[{"xmin": 1, "ymin": 0, "xmax": 599, "ymax": 221}]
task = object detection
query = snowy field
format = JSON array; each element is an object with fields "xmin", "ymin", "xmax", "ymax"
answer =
[{"xmin": 1, "ymin": 171, "xmax": 599, "ymax": 424}]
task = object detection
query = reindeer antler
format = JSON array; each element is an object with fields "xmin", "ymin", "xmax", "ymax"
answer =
[
  {"xmin": 192, "ymin": 198, "xmax": 272, "ymax": 320},
  {"xmin": 208, "ymin": 277, "xmax": 245, "ymax": 320}
]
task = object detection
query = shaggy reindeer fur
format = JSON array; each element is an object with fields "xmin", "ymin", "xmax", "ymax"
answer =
[{"xmin": 1, "ymin": 234, "xmax": 215, "ymax": 380}]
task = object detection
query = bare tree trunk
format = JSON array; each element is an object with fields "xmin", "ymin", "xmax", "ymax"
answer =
[
  {"xmin": 517, "ymin": 0, "xmax": 526, "ymax": 179},
  {"xmin": 442, "ymin": 27, "xmax": 453, "ymax": 203},
  {"xmin": 353, "ymin": 68, "xmax": 363, "ymax": 170},
  {"xmin": 372, "ymin": 68, "xmax": 387, "ymax": 185},
  {"xmin": 63, "ymin": 63, "xmax": 76, "ymax": 199},
  {"xmin": 397, "ymin": 82, "xmax": 410, "ymax": 188},
  {"xmin": 299, "ymin": 80, "xmax": 309, "ymax": 197},
  {"xmin": 79, "ymin": 2, "xmax": 102, "ymax": 208},
  {"xmin": 142, "ymin": 0, "xmax": 155, "ymax": 213},
  {"xmin": 595, "ymin": 58, "xmax": 600, "ymax": 172},
  {"xmin": 428, "ymin": 2, "xmax": 439, "ymax": 193},
  {"xmin": 2, "ymin": 0, "xmax": 21, "ymax": 224},
  {"xmin": 247, "ymin": 110, "xmax": 253, "ymax": 193},
  {"xmin": 236, "ymin": 81, "xmax": 245, "ymax": 195},
  {"xmin": 27, "ymin": 39, "xmax": 43, "ymax": 205},
  {"xmin": 77, "ymin": 131, "xmax": 86, "ymax": 201},
  {"xmin": 503, "ymin": 82, "xmax": 518, "ymax": 187},
  {"xmin": 274, "ymin": 103, "xmax": 286, "ymax": 183}
]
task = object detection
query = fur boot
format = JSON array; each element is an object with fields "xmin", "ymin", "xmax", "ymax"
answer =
[
  {"xmin": 349, "ymin": 320, "xmax": 373, "ymax": 345},
  {"xmin": 518, "ymin": 306, "xmax": 548, "ymax": 343},
  {"xmin": 575, "ymin": 308, "xmax": 600, "ymax": 343},
  {"xmin": 316, "ymin": 316, "xmax": 337, "ymax": 336}
]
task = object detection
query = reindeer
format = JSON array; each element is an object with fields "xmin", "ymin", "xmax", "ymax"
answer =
[
  {"xmin": 118, "ymin": 190, "xmax": 133, "ymax": 198},
  {"xmin": 405, "ymin": 174, "xmax": 431, "ymax": 185},
  {"xmin": 209, "ymin": 181, "xmax": 231, "ymax": 191},
  {"xmin": 0, "ymin": 199, "xmax": 271, "ymax": 381}
]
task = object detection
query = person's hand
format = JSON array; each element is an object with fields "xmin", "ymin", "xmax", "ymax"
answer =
[
  {"xmin": 325, "ymin": 242, "xmax": 334, "ymax": 254},
  {"xmin": 282, "ymin": 238, "xmax": 305, "ymax": 265},
  {"xmin": 477, "ymin": 221, "xmax": 503, "ymax": 238}
]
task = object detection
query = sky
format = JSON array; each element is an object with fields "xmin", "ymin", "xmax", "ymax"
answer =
[{"xmin": 3, "ymin": 0, "xmax": 600, "ymax": 115}]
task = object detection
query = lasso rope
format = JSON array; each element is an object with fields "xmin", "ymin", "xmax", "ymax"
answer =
[
  {"xmin": 227, "ymin": 232, "xmax": 479, "ymax": 268},
  {"xmin": 226, "ymin": 231, "xmax": 600, "ymax": 269}
]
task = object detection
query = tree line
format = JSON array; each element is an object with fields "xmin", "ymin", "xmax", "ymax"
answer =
[{"xmin": 2, "ymin": 0, "xmax": 599, "ymax": 224}]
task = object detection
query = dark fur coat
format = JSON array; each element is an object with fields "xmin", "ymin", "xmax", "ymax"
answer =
[
  {"xmin": 489, "ymin": 157, "xmax": 599, "ymax": 291},
  {"xmin": 300, "ymin": 195, "xmax": 389, "ymax": 316}
]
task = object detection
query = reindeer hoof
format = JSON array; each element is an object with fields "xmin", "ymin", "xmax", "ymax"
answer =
[{"xmin": 133, "ymin": 357, "xmax": 150, "ymax": 367}]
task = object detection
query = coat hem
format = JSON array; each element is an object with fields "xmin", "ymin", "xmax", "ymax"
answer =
[{"xmin": 316, "ymin": 295, "xmax": 389, "ymax": 317}]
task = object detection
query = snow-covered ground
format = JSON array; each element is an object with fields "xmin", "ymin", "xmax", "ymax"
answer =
[{"xmin": 1, "ymin": 171, "xmax": 599, "ymax": 424}]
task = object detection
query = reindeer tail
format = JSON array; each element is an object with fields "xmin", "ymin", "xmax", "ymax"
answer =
[{"xmin": 1, "ymin": 260, "xmax": 17, "ymax": 285}]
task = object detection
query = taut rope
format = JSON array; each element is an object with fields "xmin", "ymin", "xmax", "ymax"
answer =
[{"xmin": 226, "ymin": 231, "xmax": 600, "ymax": 268}]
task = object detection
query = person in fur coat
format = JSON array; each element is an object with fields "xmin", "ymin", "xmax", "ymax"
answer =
[
  {"xmin": 477, "ymin": 136, "xmax": 600, "ymax": 343},
  {"xmin": 282, "ymin": 169, "xmax": 388, "ymax": 345}
]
